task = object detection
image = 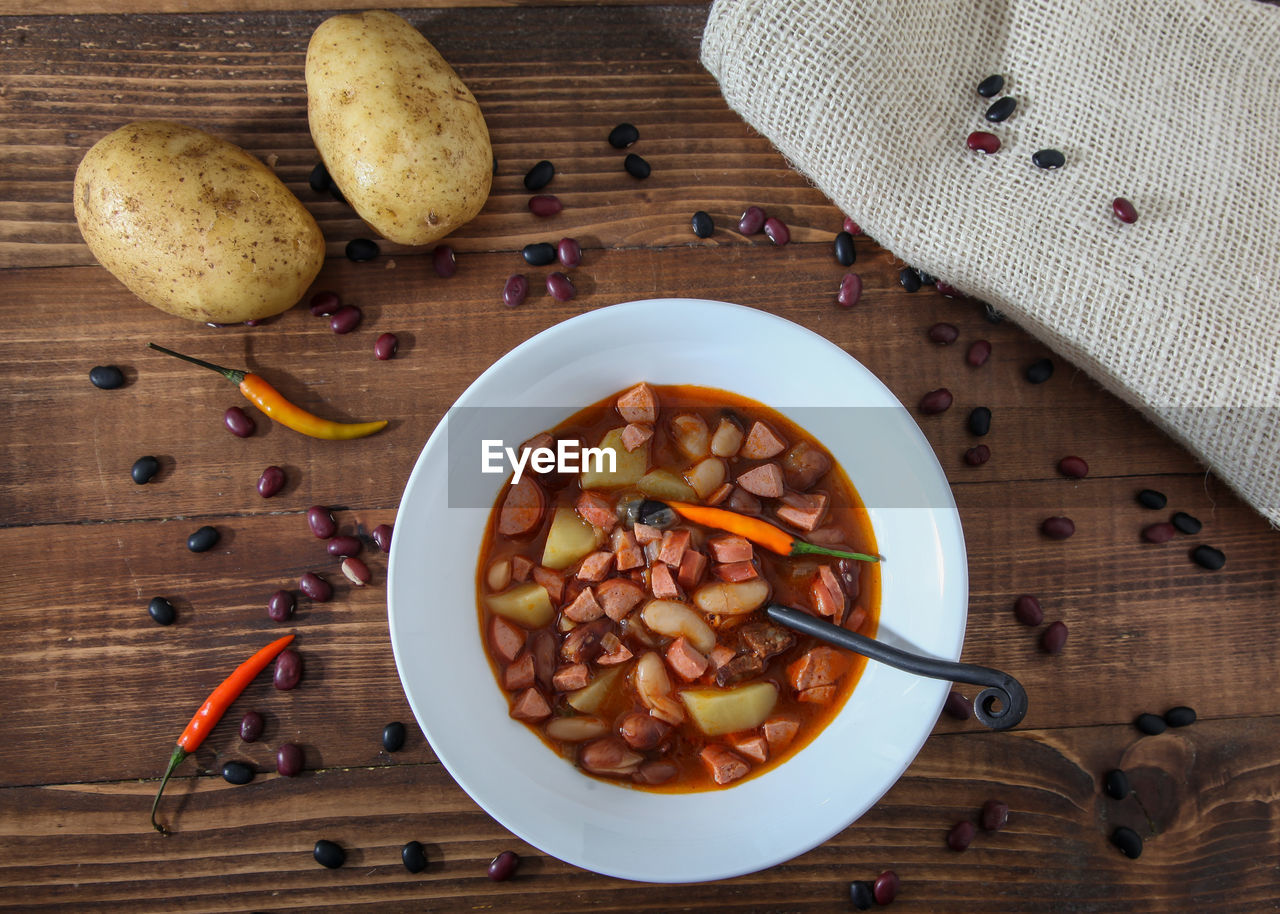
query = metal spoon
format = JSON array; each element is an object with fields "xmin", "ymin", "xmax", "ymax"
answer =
[{"xmin": 766, "ymin": 604, "xmax": 1028, "ymax": 730}]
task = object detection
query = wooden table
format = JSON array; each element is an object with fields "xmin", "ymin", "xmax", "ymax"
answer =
[{"xmin": 3, "ymin": 4, "xmax": 1278, "ymax": 911}]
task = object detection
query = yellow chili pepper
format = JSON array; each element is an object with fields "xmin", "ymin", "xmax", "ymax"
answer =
[{"xmin": 148, "ymin": 343, "xmax": 387, "ymax": 440}]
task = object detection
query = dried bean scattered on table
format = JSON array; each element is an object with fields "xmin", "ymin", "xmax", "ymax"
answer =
[
  {"xmin": 738, "ymin": 206, "xmax": 766, "ymax": 235},
  {"xmin": 691, "ymin": 211, "xmax": 714, "ymax": 238},
  {"xmin": 330, "ymin": 305, "xmax": 362, "ymax": 335},
  {"xmin": 1111, "ymin": 827, "xmax": 1143, "ymax": 859},
  {"xmin": 918, "ymin": 388, "xmax": 953, "ymax": 414},
  {"xmin": 307, "ymin": 506, "xmax": 337, "ymax": 539},
  {"xmin": 1136, "ymin": 488, "xmax": 1167, "ymax": 510},
  {"xmin": 762, "ymin": 217, "xmax": 789, "ymax": 246},
  {"xmin": 224, "ymin": 406, "xmax": 255, "ymax": 438},
  {"xmin": 1164, "ymin": 705, "xmax": 1197, "ymax": 727},
  {"xmin": 837, "ymin": 274, "xmax": 862, "ymax": 308},
  {"xmin": 624, "ymin": 153, "xmax": 651, "ymax": 179},
  {"xmin": 944, "ymin": 690, "xmax": 972, "ymax": 720},
  {"xmin": 899, "ymin": 267, "xmax": 921, "ymax": 292},
  {"xmin": 274, "ymin": 648, "xmax": 302, "ymax": 691},
  {"xmin": 310, "ymin": 291, "xmax": 340, "ymax": 316},
  {"xmin": 433, "ymin": 245, "xmax": 457, "ymax": 278},
  {"xmin": 1104, "ymin": 769, "xmax": 1130, "ymax": 799},
  {"xmin": 1191, "ymin": 545, "xmax": 1225, "ymax": 570},
  {"xmin": 221, "ymin": 761, "xmax": 254, "ymax": 785},
  {"xmin": 1142, "ymin": 522, "xmax": 1176, "ymax": 544},
  {"xmin": 1135, "ymin": 713, "xmax": 1166, "ymax": 735},
  {"xmin": 308, "ymin": 163, "xmax": 330, "ymax": 193},
  {"xmin": 383, "ymin": 721, "xmax": 407, "ymax": 752},
  {"xmin": 268, "ymin": 589, "xmax": 295, "ymax": 623},
  {"xmin": 833, "ymin": 231, "xmax": 855, "ymax": 266},
  {"xmin": 402, "ymin": 841, "xmax": 428, "ymax": 873},
  {"xmin": 488, "ymin": 850, "xmax": 520, "ymax": 881},
  {"xmin": 1171, "ymin": 512, "xmax": 1201, "ymax": 534},
  {"xmin": 977, "ymin": 74, "xmax": 1005, "ymax": 97},
  {"xmin": 968, "ymin": 406, "xmax": 992, "ymax": 436},
  {"xmin": 522, "ymin": 243, "xmax": 556, "ymax": 267},
  {"xmin": 1032, "ymin": 149, "xmax": 1066, "ymax": 169},
  {"xmin": 850, "ymin": 881, "xmax": 875, "ymax": 910},
  {"xmin": 966, "ymin": 340, "xmax": 992, "ymax": 367},
  {"xmin": 1112, "ymin": 197, "xmax": 1138, "ymax": 224},
  {"xmin": 981, "ymin": 800, "xmax": 1009, "ymax": 831},
  {"xmin": 1058, "ymin": 456, "xmax": 1089, "ymax": 478},
  {"xmin": 148, "ymin": 597, "xmax": 176, "ymax": 626},
  {"xmin": 375, "ymin": 333, "xmax": 399, "ymax": 361},
  {"xmin": 257, "ymin": 466, "xmax": 285, "ymax": 498},
  {"xmin": 372, "ymin": 523, "xmax": 394, "ymax": 553},
  {"xmin": 503, "ymin": 274, "xmax": 529, "ymax": 308},
  {"xmin": 528, "ymin": 194, "xmax": 563, "ymax": 217},
  {"xmin": 240, "ymin": 710, "xmax": 264, "ymax": 742},
  {"xmin": 345, "ymin": 238, "xmax": 379, "ymax": 262},
  {"xmin": 557, "ymin": 238, "xmax": 582, "ymax": 268},
  {"xmin": 523, "ymin": 160, "xmax": 554, "ymax": 191},
  {"xmin": 947, "ymin": 820, "xmax": 976, "ymax": 851},
  {"xmin": 966, "ymin": 131, "xmax": 1001, "ymax": 154},
  {"xmin": 929, "ymin": 322, "xmax": 960, "ymax": 345},
  {"xmin": 299, "ymin": 572, "xmax": 332, "ymax": 603},
  {"xmin": 608, "ymin": 123, "xmax": 638, "ymax": 149},
  {"xmin": 1041, "ymin": 516, "xmax": 1075, "ymax": 539},
  {"xmin": 276, "ymin": 743, "xmax": 304, "ymax": 777},
  {"xmin": 341, "ymin": 556, "xmax": 371, "ymax": 586},
  {"xmin": 964, "ymin": 445, "xmax": 991, "ymax": 466},
  {"xmin": 327, "ymin": 535, "xmax": 361, "ymax": 557},
  {"xmin": 546, "ymin": 272, "xmax": 576, "ymax": 302},
  {"xmin": 1025, "ymin": 358, "xmax": 1054, "ymax": 383},
  {"xmin": 187, "ymin": 526, "xmax": 219, "ymax": 553},
  {"xmin": 1041, "ymin": 620, "xmax": 1068, "ymax": 653},
  {"xmin": 1013, "ymin": 595, "xmax": 1044, "ymax": 626},
  {"xmin": 874, "ymin": 871, "xmax": 900, "ymax": 905},
  {"xmin": 90, "ymin": 365, "xmax": 125, "ymax": 390},
  {"xmin": 843, "ymin": 216, "xmax": 861, "ymax": 235},
  {"xmin": 314, "ymin": 840, "xmax": 346, "ymax": 869},
  {"xmin": 132, "ymin": 456, "xmax": 160, "ymax": 485}
]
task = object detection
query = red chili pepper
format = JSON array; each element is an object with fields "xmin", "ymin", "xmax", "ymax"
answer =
[
  {"xmin": 664, "ymin": 501, "xmax": 879, "ymax": 563},
  {"xmin": 151, "ymin": 634, "xmax": 295, "ymax": 834}
]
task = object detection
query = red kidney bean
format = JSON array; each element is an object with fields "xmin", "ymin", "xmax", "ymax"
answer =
[
  {"xmin": 546, "ymin": 272, "xmax": 576, "ymax": 302},
  {"xmin": 964, "ymin": 445, "xmax": 991, "ymax": 466},
  {"xmin": 372, "ymin": 523, "xmax": 394, "ymax": 553},
  {"xmin": 762, "ymin": 216, "xmax": 790, "ymax": 246},
  {"xmin": 837, "ymin": 273, "xmax": 862, "ymax": 308},
  {"xmin": 918, "ymin": 388, "xmax": 953, "ymax": 414},
  {"xmin": 307, "ymin": 506, "xmax": 337, "ymax": 539},
  {"xmin": 268, "ymin": 589, "xmax": 295, "ymax": 623},
  {"xmin": 966, "ymin": 130, "xmax": 1001, "ymax": 154},
  {"xmin": 433, "ymin": 245, "xmax": 457, "ymax": 278},
  {"xmin": 873, "ymin": 870, "xmax": 899, "ymax": 905},
  {"xmin": 488, "ymin": 850, "xmax": 519, "ymax": 881},
  {"xmin": 1142, "ymin": 522, "xmax": 1176, "ymax": 544},
  {"xmin": 842, "ymin": 216, "xmax": 861, "ymax": 236},
  {"xmin": 1041, "ymin": 620, "xmax": 1068, "ymax": 654},
  {"xmin": 928, "ymin": 322, "xmax": 960, "ymax": 345},
  {"xmin": 935, "ymin": 281, "xmax": 960, "ymax": 298},
  {"xmin": 276, "ymin": 743, "xmax": 304, "ymax": 777},
  {"xmin": 528, "ymin": 194, "xmax": 563, "ymax": 217},
  {"xmin": 738, "ymin": 206, "xmax": 766, "ymax": 234},
  {"xmin": 1041, "ymin": 516, "xmax": 1075, "ymax": 539},
  {"xmin": 503, "ymin": 274, "xmax": 529, "ymax": 308},
  {"xmin": 1058, "ymin": 455, "xmax": 1089, "ymax": 478},
  {"xmin": 299, "ymin": 572, "xmax": 332, "ymax": 602},
  {"xmin": 309, "ymin": 291, "xmax": 340, "ymax": 316},
  {"xmin": 557, "ymin": 237, "xmax": 582, "ymax": 269},
  {"xmin": 239, "ymin": 710, "xmax": 264, "ymax": 742},
  {"xmin": 224, "ymin": 406, "xmax": 255, "ymax": 438},
  {"xmin": 947, "ymin": 820, "xmax": 975, "ymax": 851},
  {"xmin": 1112, "ymin": 197, "xmax": 1138, "ymax": 224},
  {"xmin": 943, "ymin": 690, "xmax": 972, "ymax": 720},
  {"xmin": 327, "ymin": 535, "xmax": 361, "ymax": 557},
  {"xmin": 341, "ymin": 556, "xmax": 371, "ymax": 586},
  {"xmin": 375, "ymin": 332, "xmax": 399, "ymax": 361},
  {"xmin": 257, "ymin": 465, "xmax": 285, "ymax": 498},
  {"xmin": 1013, "ymin": 594, "xmax": 1043, "ymax": 626},
  {"xmin": 330, "ymin": 305, "xmax": 362, "ymax": 334},
  {"xmin": 966, "ymin": 339, "xmax": 991, "ymax": 367},
  {"xmin": 274, "ymin": 648, "xmax": 302, "ymax": 690},
  {"xmin": 981, "ymin": 799, "xmax": 1010, "ymax": 830}
]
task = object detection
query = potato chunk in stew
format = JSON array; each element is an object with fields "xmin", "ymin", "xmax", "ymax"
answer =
[
  {"xmin": 542, "ymin": 506, "xmax": 604, "ymax": 571},
  {"xmin": 680, "ymin": 682, "xmax": 778, "ymax": 736},
  {"xmin": 580, "ymin": 427, "xmax": 649, "ymax": 489},
  {"xmin": 486, "ymin": 582, "xmax": 555, "ymax": 628}
]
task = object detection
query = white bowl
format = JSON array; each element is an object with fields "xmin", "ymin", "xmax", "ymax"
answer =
[{"xmin": 387, "ymin": 299, "xmax": 967, "ymax": 883}]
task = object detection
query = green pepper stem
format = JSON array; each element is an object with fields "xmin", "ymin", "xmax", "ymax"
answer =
[
  {"xmin": 150, "ymin": 744, "xmax": 189, "ymax": 835},
  {"xmin": 148, "ymin": 343, "xmax": 245, "ymax": 385},
  {"xmin": 791, "ymin": 540, "xmax": 881, "ymax": 563}
]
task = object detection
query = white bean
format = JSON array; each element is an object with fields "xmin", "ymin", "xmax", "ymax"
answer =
[
  {"xmin": 693, "ymin": 579, "xmax": 770, "ymax": 615},
  {"xmin": 545, "ymin": 716, "xmax": 609, "ymax": 742},
  {"xmin": 641, "ymin": 600, "xmax": 716, "ymax": 653}
]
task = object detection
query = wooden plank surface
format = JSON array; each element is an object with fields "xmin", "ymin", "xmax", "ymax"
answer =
[{"xmin": 1, "ymin": 4, "xmax": 1278, "ymax": 912}]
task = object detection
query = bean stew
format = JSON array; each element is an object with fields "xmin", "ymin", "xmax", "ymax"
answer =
[{"xmin": 476, "ymin": 384, "xmax": 880, "ymax": 790}]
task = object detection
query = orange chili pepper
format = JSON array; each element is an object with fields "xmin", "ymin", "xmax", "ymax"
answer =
[
  {"xmin": 148, "ymin": 343, "xmax": 387, "ymax": 440},
  {"xmin": 151, "ymin": 634, "xmax": 295, "ymax": 834},
  {"xmin": 664, "ymin": 501, "xmax": 879, "ymax": 563}
]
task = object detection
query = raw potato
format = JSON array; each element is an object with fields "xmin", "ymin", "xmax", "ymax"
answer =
[
  {"xmin": 581, "ymin": 427, "xmax": 649, "ymax": 489},
  {"xmin": 485, "ymin": 582, "xmax": 554, "ymax": 628},
  {"xmin": 680, "ymin": 682, "xmax": 778, "ymax": 736},
  {"xmin": 542, "ymin": 506, "xmax": 603, "ymax": 570},
  {"xmin": 306, "ymin": 10, "xmax": 492, "ymax": 245},
  {"xmin": 73, "ymin": 121, "xmax": 325, "ymax": 323}
]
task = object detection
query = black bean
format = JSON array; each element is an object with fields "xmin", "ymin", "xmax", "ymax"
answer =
[
  {"xmin": 1164, "ymin": 705, "xmax": 1197, "ymax": 727},
  {"xmin": 1111, "ymin": 826, "xmax": 1143, "ymax": 859},
  {"xmin": 943, "ymin": 690, "xmax": 972, "ymax": 720},
  {"xmin": 1104, "ymin": 769, "xmax": 1130, "ymax": 799},
  {"xmin": 299, "ymin": 572, "xmax": 332, "ymax": 602},
  {"xmin": 966, "ymin": 339, "xmax": 992, "ymax": 367},
  {"xmin": 1142, "ymin": 522, "xmax": 1176, "ymax": 544},
  {"xmin": 148, "ymin": 596, "xmax": 176, "ymax": 626},
  {"xmin": 329, "ymin": 305, "xmax": 362, "ymax": 335},
  {"xmin": 983, "ymin": 303, "xmax": 1005, "ymax": 324},
  {"xmin": 345, "ymin": 238, "xmax": 379, "ymax": 262},
  {"xmin": 309, "ymin": 291, "xmax": 340, "ymax": 316},
  {"xmin": 132, "ymin": 456, "xmax": 160, "ymax": 485},
  {"xmin": 918, "ymin": 388, "xmax": 953, "ymax": 415},
  {"xmin": 257, "ymin": 465, "xmax": 285, "ymax": 499},
  {"xmin": 1041, "ymin": 516, "xmax": 1075, "ymax": 540},
  {"xmin": 1025, "ymin": 358, "xmax": 1054, "ymax": 383},
  {"xmin": 981, "ymin": 799, "xmax": 1009, "ymax": 831},
  {"xmin": 221, "ymin": 761, "xmax": 254, "ymax": 785},
  {"xmin": 1191, "ymin": 544, "xmax": 1226, "ymax": 570},
  {"xmin": 268, "ymin": 589, "xmax": 295, "ymax": 623},
  {"xmin": 1135, "ymin": 712, "xmax": 1166, "ymax": 735},
  {"xmin": 899, "ymin": 267, "xmax": 922, "ymax": 292},
  {"xmin": 433, "ymin": 245, "xmax": 457, "ymax": 278},
  {"xmin": 1058, "ymin": 455, "xmax": 1089, "ymax": 478},
  {"xmin": 968, "ymin": 407, "xmax": 992, "ymax": 436},
  {"xmin": 738, "ymin": 206, "xmax": 766, "ymax": 235},
  {"xmin": 90, "ymin": 365, "xmax": 125, "ymax": 390},
  {"xmin": 964, "ymin": 445, "xmax": 991, "ymax": 466},
  {"xmin": 307, "ymin": 506, "xmax": 337, "ymax": 539},
  {"xmin": 327, "ymin": 535, "xmax": 361, "ymax": 558},
  {"xmin": 276, "ymin": 743, "xmax": 304, "ymax": 777},
  {"xmin": 916, "ymin": 270, "xmax": 936, "ymax": 286},
  {"xmin": 240, "ymin": 710, "xmax": 264, "ymax": 742},
  {"xmin": 224, "ymin": 406, "xmax": 255, "ymax": 438},
  {"xmin": 528, "ymin": 194, "xmax": 563, "ymax": 217},
  {"xmin": 329, "ymin": 183, "xmax": 347, "ymax": 206},
  {"xmin": 976, "ymin": 74, "xmax": 1005, "ymax": 97},
  {"xmin": 1013, "ymin": 594, "xmax": 1044, "ymax": 626},
  {"xmin": 947, "ymin": 820, "xmax": 975, "ymax": 851},
  {"xmin": 488, "ymin": 850, "xmax": 519, "ymax": 881},
  {"xmin": 762, "ymin": 216, "xmax": 789, "ymax": 246},
  {"xmin": 929, "ymin": 322, "xmax": 960, "ymax": 345},
  {"xmin": 383, "ymin": 721, "xmax": 407, "ymax": 752},
  {"xmin": 833, "ymin": 231, "xmax": 855, "ymax": 266},
  {"xmin": 691, "ymin": 210, "xmax": 714, "ymax": 238},
  {"xmin": 1041, "ymin": 620, "xmax": 1068, "ymax": 653},
  {"xmin": 523, "ymin": 159, "xmax": 554, "ymax": 191},
  {"xmin": 1136, "ymin": 488, "xmax": 1167, "ymax": 510},
  {"xmin": 274, "ymin": 648, "xmax": 302, "ymax": 691},
  {"xmin": 849, "ymin": 881, "xmax": 875, "ymax": 910},
  {"xmin": 608, "ymin": 123, "xmax": 639, "ymax": 149},
  {"xmin": 624, "ymin": 153, "xmax": 650, "ymax": 179},
  {"xmin": 1171, "ymin": 511, "xmax": 1202, "ymax": 535},
  {"xmin": 522, "ymin": 242, "xmax": 556, "ymax": 267},
  {"xmin": 402, "ymin": 840, "xmax": 428, "ymax": 873},
  {"xmin": 187, "ymin": 525, "xmax": 219, "ymax": 553},
  {"xmin": 308, "ymin": 162, "xmax": 331, "ymax": 193},
  {"xmin": 372, "ymin": 523, "xmax": 393, "ymax": 553},
  {"xmin": 873, "ymin": 870, "xmax": 900, "ymax": 905},
  {"xmin": 1032, "ymin": 149, "xmax": 1066, "ymax": 170},
  {"xmin": 375, "ymin": 333, "xmax": 399, "ymax": 361},
  {"xmin": 557, "ymin": 238, "xmax": 582, "ymax": 269},
  {"xmin": 546, "ymin": 272, "xmax": 576, "ymax": 302},
  {"xmin": 503, "ymin": 274, "xmax": 529, "ymax": 308},
  {"xmin": 985, "ymin": 96, "xmax": 1017, "ymax": 122},
  {"xmin": 314, "ymin": 839, "xmax": 346, "ymax": 869}
]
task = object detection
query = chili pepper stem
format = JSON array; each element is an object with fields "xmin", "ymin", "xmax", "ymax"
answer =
[
  {"xmin": 147, "ymin": 343, "xmax": 245, "ymax": 385},
  {"xmin": 790, "ymin": 540, "xmax": 881, "ymax": 563},
  {"xmin": 151, "ymin": 744, "xmax": 190, "ymax": 836}
]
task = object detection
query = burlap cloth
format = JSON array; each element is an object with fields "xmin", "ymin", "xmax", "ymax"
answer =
[{"xmin": 701, "ymin": 0, "xmax": 1280, "ymax": 527}]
